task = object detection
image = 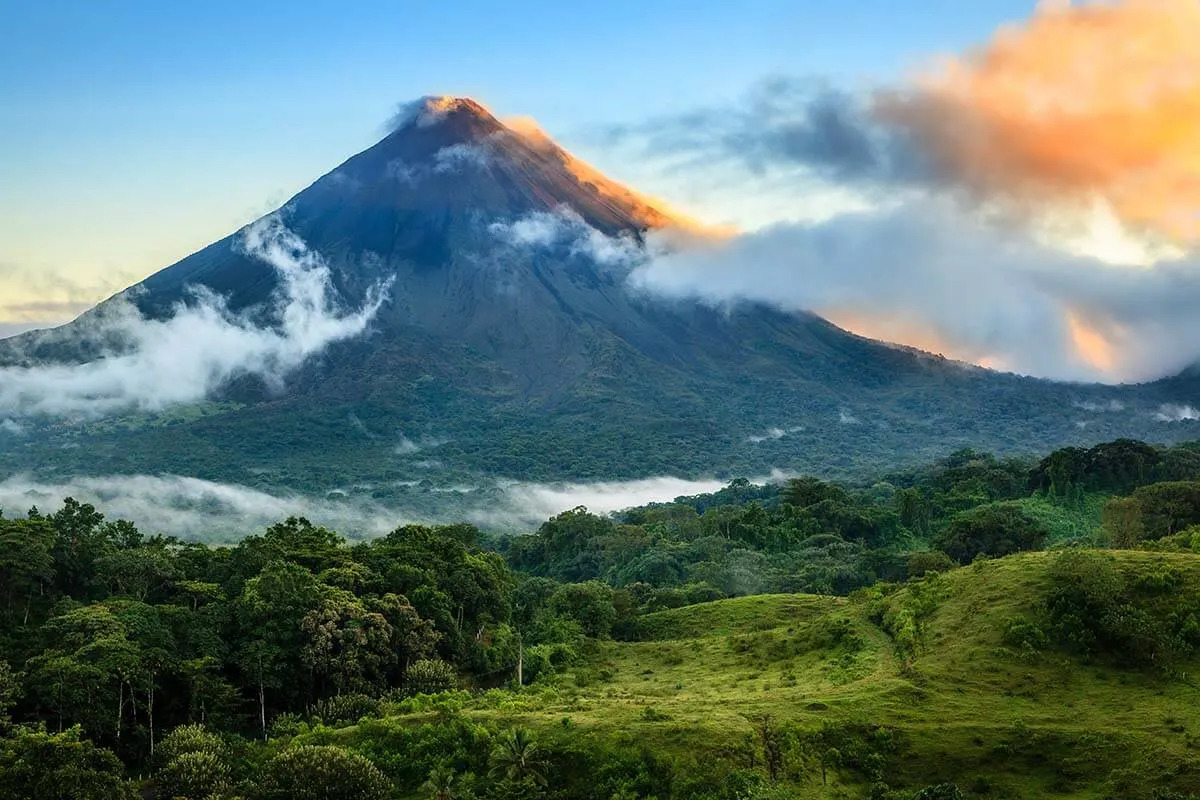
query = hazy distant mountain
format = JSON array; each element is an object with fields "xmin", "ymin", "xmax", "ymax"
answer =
[{"xmin": 2, "ymin": 96, "xmax": 1198, "ymax": 502}]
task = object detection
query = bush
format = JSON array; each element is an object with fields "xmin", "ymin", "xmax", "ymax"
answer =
[
  {"xmin": 157, "ymin": 724, "xmax": 227, "ymax": 764},
  {"xmin": 912, "ymin": 784, "xmax": 964, "ymax": 800},
  {"xmin": 254, "ymin": 745, "xmax": 391, "ymax": 800},
  {"xmin": 0, "ymin": 726, "xmax": 137, "ymax": 800},
  {"xmin": 522, "ymin": 642, "xmax": 577, "ymax": 684},
  {"xmin": 156, "ymin": 750, "xmax": 233, "ymax": 800},
  {"xmin": 1042, "ymin": 550, "xmax": 1200, "ymax": 668},
  {"xmin": 907, "ymin": 551, "xmax": 956, "ymax": 578},
  {"xmin": 269, "ymin": 712, "xmax": 307, "ymax": 739},
  {"xmin": 1001, "ymin": 616, "xmax": 1048, "ymax": 660},
  {"xmin": 403, "ymin": 659, "xmax": 458, "ymax": 696},
  {"xmin": 310, "ymin": 694, "xmax": 381, "ymax": 725}
]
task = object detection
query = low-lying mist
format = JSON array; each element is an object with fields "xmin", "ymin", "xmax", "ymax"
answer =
[{"xmin": 0, "ymin": 472, "xmax": 769, "ymax": 541}]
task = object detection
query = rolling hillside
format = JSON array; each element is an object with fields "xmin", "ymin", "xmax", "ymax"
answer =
[{"xmin": 310, "ymin": 551, "xmax": 1200, "ymax": 798}]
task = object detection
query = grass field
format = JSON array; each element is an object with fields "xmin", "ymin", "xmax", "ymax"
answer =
[{"xmin": 306, "ymin": 551, "xmax": 1200, "ymax": 799}]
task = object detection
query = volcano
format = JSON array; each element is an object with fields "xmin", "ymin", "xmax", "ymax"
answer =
[{"xmin": 2, "ymin": 96, "xmax": 1196, "ymax": 501}]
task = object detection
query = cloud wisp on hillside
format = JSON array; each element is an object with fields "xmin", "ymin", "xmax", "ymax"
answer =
[{"xmin": 0, "ymin": 218, "xmax": 390, "ymax": 419}]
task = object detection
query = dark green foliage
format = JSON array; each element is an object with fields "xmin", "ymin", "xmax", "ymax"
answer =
[
  {"xmin": 1001, "ymin": 616, "xmax": 1049, "ymax": 660},
  {"xmin": 0, "ymin": 725, "xmax": 136, "ymax": 800},
  {"xmin": 906, "ymin": 551, "xmax": 956, "ymax": 578},
  {"xmin": 0, "ymin": 660, "xmax": 17, "ymax": 725},
  {"xmin": 352, "ymin": 715, "xmax": 492, "ymax": 790},
  {"xmin": 310, "ymin": 694, "xmax": 381, "ymax": 725},
  {"xmin": 404, "ymin": 659, "xmax": 459, "ymax": 696},
  {"xmin": 2, "ymin": 439, "xmax": 1200, "ymax": 797},
  {"xmin": 911, "ymin": 785, "xmax": 964, "ymax": 800},
  {"xmin": 1131, "ymin": 482, "xmax": 1200, "ymax": 539},
  {"xmin": 549, "ymin": 581, "xmax": 617, "ymax": 638},
  {"xmin": 255, "ymin": 745, "xmax": 391, "ymax": 800},
  {"xmin": 1030, "ymin": 439, "xmax": 1164, "ymax": 496},
  {"xmin": 155, "ymin": 749, "xmax": 233, "ymax": 800},
  {"xmin": 1042, "ymin": 551, "xmax": 1200, "ymax": 667},
  {"xmin": 935, "ymin": 504, "xmax": 1048, "ymax": 564}
]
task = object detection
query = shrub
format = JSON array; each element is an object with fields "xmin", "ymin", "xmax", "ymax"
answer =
[
  {"xmin": 0, "ymin": 726, "xmax": 137, "ymax": 800},
  {"xmin": 254, "ymin": 745, "xmax": 391, "ymax": 800},
  {"xmin": 157, "ymin": 724, "xmax": 227, "ymax": 764},
  {"xmin": 522, "ymin": 642, "xmax": 577, "ymax": 684},
  {"xmin": 1001, "ymin": 616, "xmax": 1048, "ymax": 660},
  {"xmin": 403, "ymin": 659, "xmax": 458, "ymax": 697},
  {"xmin": 156, "ymin": 750, "xmax": 233, "ymax": 800},
  {"xmin": 309, "ymin": 694, "xmax": 381, "ymax": 725},
  {"xmin": 907, "ymin": 551, "xmax": 956, "ymax": 578},
  {"xmin": 1042, "ymin": 550, "xmax": 1200, "ymax": 668},
  {"xmin": 912, "ymin": 784, "xmax": 964, "ymax": 800},
  {"xmin": 269, "ymin": 712, "xmax": 307, "ymax": 739}
]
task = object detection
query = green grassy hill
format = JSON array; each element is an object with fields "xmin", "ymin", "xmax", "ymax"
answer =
[{"xmin": 304, "ymin": 550, "xmax": 1200, "ymax": 799}]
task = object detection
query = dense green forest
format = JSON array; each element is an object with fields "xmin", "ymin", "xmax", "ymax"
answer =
[{"xmin": 6, "ymin": 439, "xmax": 1200, "ymax": 799}]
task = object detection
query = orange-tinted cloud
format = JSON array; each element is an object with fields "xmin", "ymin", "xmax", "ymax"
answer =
[
  {"xmin": 1065, "ymin": 309, "xmax": 1118, "ymax": 375},
  {"xmin": 879, "ymin": 0, "xmax": 1200, "ymax": 242}
]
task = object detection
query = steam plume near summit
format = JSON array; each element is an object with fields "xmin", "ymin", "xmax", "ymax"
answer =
[{"xmin": 0, "ymin": 218, "xmax": 390, "ymax": 419}]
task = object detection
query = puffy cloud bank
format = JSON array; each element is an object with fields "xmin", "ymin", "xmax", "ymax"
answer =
[
  {"xmin": 878, "ymin": 0, "xmax": 1200, "ymax": 244},
  {"xmin": 628, "ymin": 196, "xmax": 1200, "ymax": 382},
  {"xmin": 601, "ymin": 1, "xmax": 1200, "ymax": 383},
  {"xmin": 0, "ymin": 218, "xmax": 389, "ymax": 418}
]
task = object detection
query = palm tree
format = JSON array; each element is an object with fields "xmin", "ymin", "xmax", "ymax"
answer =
[
  {"xmin": 422, "ymin": 764, "xmax": 461, "ymax": 800},
  {"xmin": 488, "ymin": 727, "xmax": 547, "ymax": 785}
]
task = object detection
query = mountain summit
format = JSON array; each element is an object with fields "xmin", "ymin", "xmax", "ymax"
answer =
[
  {"xmin": 132, "ymin": 94, "xmax": 680, "ymax": 318},
  {"xmin": 2, "ymin": 96, "xmax": 1196, "ymax": 501}
]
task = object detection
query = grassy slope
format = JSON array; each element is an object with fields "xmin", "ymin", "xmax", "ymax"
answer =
[{"xmin": 333, "ymin": 552, "xmax": 1200, "ymax": 799}]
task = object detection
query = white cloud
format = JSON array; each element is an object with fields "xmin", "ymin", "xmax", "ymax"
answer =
[
  {"xmin": 0, "ymin": 217, "xmax": 390, "ymax": 418},
  {"xmin": 1073, "ymin": 399, "xmax": 1125, "ymax": 413},
  {"xmin": 489, "ymin": 207, "xmax": 644, "ymax": 267},
  {"xmin": 628, "ymin": 195, "xmax": 1200, "ymax": 383},
  {"xmin": 385, "ymin": 159, "xmax": 418, "ymax": 184},
  {"xmin": 1153, "ymin": 404, "xmax": 1200, "ymax": 423},
  {"xmin": 747, "ymin": 425, "xmax": 803, "ymax": 444},
  {"xmin": 0, "ymin": 419, "xmax": 24, "ymax": 436},
  {"xmin": 395, "ymin": 433, "xmax": 448, "ymax": 455},
  {"xmin": 433, "ymin": 143, "xmax": 492, "ymax": 173}
]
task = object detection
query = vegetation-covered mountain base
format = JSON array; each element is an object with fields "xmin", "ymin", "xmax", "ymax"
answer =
[{"xmin": 7, "ymin": 439, "xmax": 1200, "ymax": 798}]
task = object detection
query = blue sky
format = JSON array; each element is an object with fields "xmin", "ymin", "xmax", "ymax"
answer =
[{"xmin": 0, "ymin": 0, "xmax": 1036, "ymax": 328}]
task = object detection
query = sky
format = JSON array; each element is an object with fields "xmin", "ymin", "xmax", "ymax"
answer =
[
  {"xmin": 5, "ymin": 1, "xmax": 1200, "ymax": 385},
  {"xmin": 0, "ymin": 0, "xmax": 1033, "ymax": 327}
]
